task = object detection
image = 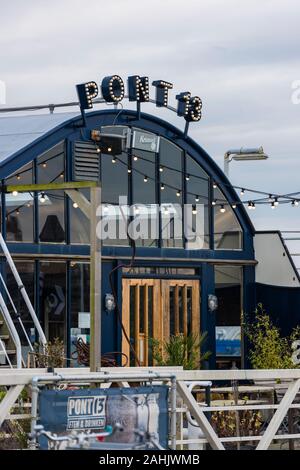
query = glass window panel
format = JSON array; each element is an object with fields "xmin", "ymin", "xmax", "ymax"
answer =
[
  {"xmin": 70, "ymin": 188, "xmax": 90, "ymax": 244},
  {"xmin": 214, "ymin": 187, "xmax": 243, "ymax": 250},
  {"xmin": 215, "ymin": 266, "xmax": 242, "ymax": 359},
  {"xmin": 132, "ymin": 149, "xmax": 157, "ymax": 247},
  {"xmin": 101, "ymin": 149, "xmax": 129, "ymax": 247},
  {"xmin": 38, "ymin": 143, "xmax": 65, "ymax": 243},
  {"xmin": 160, "ymin": 138, "xmax": 183, "ymax": 248},
  {"xmin": 5, "ymin": 162, "xmax": 34, "ymax": 242},
  {"xmin": 186, "ymin": 155, "xmax": 210, "ymax": 250},
  {"xmin": 39, "ymin": 261, "xmax": 66, "ymax": 345},
  {"xmin": 70, "ymin": 262, "xmax": 90, "ymax": 366}
]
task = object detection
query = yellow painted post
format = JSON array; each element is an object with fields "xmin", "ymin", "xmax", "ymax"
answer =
[{"xmin": 89, "ymin": 185, "xmax": 102, "ymax": 372}]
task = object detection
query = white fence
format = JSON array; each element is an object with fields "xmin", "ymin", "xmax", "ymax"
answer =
[{"xmin": 0, "ymin": 367, "xmax": 300, "ymax": 450}]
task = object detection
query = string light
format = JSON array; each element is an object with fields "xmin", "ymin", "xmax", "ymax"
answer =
[
  {"xmin": 212, "ymin": 200, "xmax": 217, "ymax": 206},
  {"xmin": 185, "ymin": 174, "xmax": 190, "ymax": 181},
  {"xmin": 96, "ymin": 146, "xmax": 101, "ymax": 153},
  {"xmin": 240, "ymin": 188, "xmax": 245, "ymax": 196},
  {"xmin": 59, "ymin": 173, "xmax": 64, "ymax": 178},
  {"xmin": 107, "ymin": 147, "xmax": 112, "ymax": 153},
  {"xmin": 268, "ymin": 194, "xmax": 273, "ymax": 202},
  {"xmin": 133, "ymin": 155, "xmax": 138, "ymax": 161},
  {"xmin": 271, "ymin": 201, "xmax": 276, "ymax": 209},
  {"xmin": 213, "ymin": 182, "xmax": 217, "ymax": 189},
  {"xmin": 274, "ymin": 197, "xmax": 279, "ymax": 206},
  {"xmin": 176, "ymin": 189, "xmax": 181, "ymax": 197},
  {"xmin": 195, "ymin": 195, "xmax": 199, "ymax": 202},
  {"xmin": 192, "ymin": 205, "xmax": 197, "ymax": 215},
  {"xmin": 161, "ymin": 183, "xmax": 165, "ymax": 190},
  {"xmin": 42, "ymin": 162, "xmax": 47, "ymax": 168},
  {"xmin": 112, "ymin": 157, "xmax": 117, "ymax": 163},
  {"xmin": 40, "ymin": 192, "xmax": 46, "ymax": 203},
  {"xmin": 12, "ymin": 190, "xmax": 18, "ymax": 196},
  {"xmin": 143, "ymin": 175, "xmax": 148, "ymax": 182},
  {"xmin": 128, "ymin": 168, "xmax": 132, "ymax": 174},
  {"xmin": 220, "ymin": 205, "xmax": 226, "ymax": 213},
  {"xmin": 16, "ymin": 174, "xmax": 21, "ymax": 180},
  {"xmin": 159, "ymin": 166, "xmax": 164, "ymax": 172},
  {"xmin": 73, "ymin": 202, "xmax": 79, "ymax": 209},
  {"xmin": 292, "ymin": 200, "xmax": 299, "ymax": 207},
  {"xmin": 232, "ymin": 203, "xmax": 237, "ymax": 209}
]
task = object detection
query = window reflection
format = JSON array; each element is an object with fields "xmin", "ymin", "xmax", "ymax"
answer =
[
  {"xmin": 70, "ymin": 188, "xmax": 90, "ymax": 244},
  {"xmin": 70, "ymin": 262, "xmax": 90, "ymax": 366},
  {"xmin": 5, "ymin": 163, "xmax": 34, "ymax": 242},
  {"xmin": 186, "ymin": 155, "xmax": 209, "ymax": 249},
  {"xmin": 160, "ymin": 138, "xmax": 183, "ymax": 248},
  {"xmin": 215, "ymin": 266, "xmax": 243, "ymax": 366},
  {"xmin": 38, "ymin": 142, "xmax": 65, "ymax": 243},
  {"xmin": 39, "ymin": 261, "xmax": 66, "ymax": 345},
  {"xmin": 132, "ymin": 149, "xmax": 157, "ymax": 247},
  {"xmin": 214, "ymin": 187, "xmax": 243, "ymax": 250}
]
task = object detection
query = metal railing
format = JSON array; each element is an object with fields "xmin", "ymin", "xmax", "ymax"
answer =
[{"xmin": 0, "ymin": 367, "xmax": 300, "ymax": 450}]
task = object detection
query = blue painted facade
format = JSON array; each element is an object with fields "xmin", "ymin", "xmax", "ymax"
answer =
[{"xmin": 0, "ymin": 109, "xmax": 257, "ymax": 367}]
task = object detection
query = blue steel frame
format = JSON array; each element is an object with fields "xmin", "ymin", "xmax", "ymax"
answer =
[{"xmin": 0, "ymin": 109, "xmax": 256, "ymax": 367}]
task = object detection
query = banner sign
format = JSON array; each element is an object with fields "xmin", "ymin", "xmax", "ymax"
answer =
[{"xmin": 38, "ymin": 385, "xmax": 169, "ymax": 449}]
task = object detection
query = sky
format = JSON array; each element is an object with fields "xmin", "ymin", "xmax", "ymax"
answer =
[{"xmin": 1, "ymin": 0, "xmax": 300, "ymax": 258}]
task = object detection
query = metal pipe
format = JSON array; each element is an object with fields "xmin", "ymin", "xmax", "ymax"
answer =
[
  {"xmin": 0, "ymin": 293, "xmax": 22, "ymax": 368},
  {"xmin": 170, "ymin": 375, "xmax": 177, "ymax": 450},
  {"xmin": 0, "ymin": 234, "xmax": 47, "ymax": 346}
]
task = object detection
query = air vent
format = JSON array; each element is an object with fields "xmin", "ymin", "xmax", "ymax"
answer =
[{"xmin": 73, "ymin": 141, "xmax": 100, "ymax": 181}]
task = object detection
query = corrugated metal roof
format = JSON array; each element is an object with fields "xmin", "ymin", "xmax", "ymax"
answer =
[{"xmin": 0, "ymin": 112, "xmax": 79, "ymax": 165}]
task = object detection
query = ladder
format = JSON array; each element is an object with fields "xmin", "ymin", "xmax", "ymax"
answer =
[{"xmin": 0, "ymin": 233, "xmax": 47, "ymax": 368}]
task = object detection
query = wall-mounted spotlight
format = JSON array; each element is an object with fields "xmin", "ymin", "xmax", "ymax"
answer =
[
  {"xmin": 105, "ymin": 293, "xmax": 116, "ymax": 312},
  {"xmin": 208, "ymin": 294, "xmax": 218, "ymax": 312}
]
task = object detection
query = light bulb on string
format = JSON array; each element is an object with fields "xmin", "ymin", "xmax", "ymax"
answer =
[
  {"xmin": 185, "ymin": 174, "xmax": 190, "ymax": 181},
  {"xmin": 176, "ymin": 189, "xmax": 181, "ymax": 197},
  {"xmin": 40, "ymin": 192, "xmax": 46, "ymax": 203},
  {"xmin": 112, "ymin": 157, "xmax": 117, "ymax": 163},
  {"xmin": 292, "ymin": 200, "xmax": 299, "ymax": 207},
  {"xmin": 240, "ymin": 188, "xmax": 245, "ymax": 196},
  {"xmin": 195, "ymin": 195, "xmax": 199, "ymax": 202},
  {"xmin": 73, "ymin": 202, "xmax": 79, "ymax": 209},
  {"xmin": 133, "ymin": 155, "xmax": 138, "ymax": 161},
  {"xmin": 232, "ymin": 203, "xmax": 237, "ymax": 209},
  {"xmin": 143, "ymin": 175, "xmax": 148, "ymax": 183},
  {"xmin": 159, "ymin": 166, "xmax": 164, "ymax": 173},
  {"xmin": 192, "ymin": 205, "xmax": 197, "ymax": 215},
  {"xmin": 160, "ymin": 183, "xmax": 165, "ymax": 190},
  {"xmin": 271, "ymin": 201, "xmax": 276, "ymax": 209},
  {"xmin": 16, "ymin": 174, "xmax": 21, "ymax": 181},
  {"xmin": 274, "ymin": 197, "xmax": 279, "ymax": 206},
  {"xmin": 220, "ymin": 205, "xmax": 226, "ymax": 213},
  {"xmin": 42, "ymin": 162, "xmax": 47, "ymax": 168},
  {"xmin": 128, "ymin": 168, "xmax": 132, "ymax": 174},
  {"xmin": 212, "ymin": 199, "xmax": 217, "ymax": 206}
]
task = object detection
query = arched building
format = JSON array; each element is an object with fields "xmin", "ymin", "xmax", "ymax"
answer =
[{"xmin": 0, "ymin": 108, "xmax": 275, "ymax": 368}]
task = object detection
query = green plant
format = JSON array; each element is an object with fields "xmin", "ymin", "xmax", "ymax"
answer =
[
  {"xmin": 244, "ymin": 304, "xmax": 300, "ymax": 369},
  {"xmin": 33, "ymin": 338, "xmax": 65, "ymax": 368},
  {"xmin": 150, "ymin": 332, "xmax": 211, "ymax": 369}
]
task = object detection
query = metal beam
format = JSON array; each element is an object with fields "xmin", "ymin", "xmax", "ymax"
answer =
[
  {"xmin": 89, "ymin": 186, "xmax": 102, "ymax": 371},
  {"xmin": 256, "ymin": 378, "xmax": 300, "ymax": 450},
  {"xmin": 5, "ymin": 181, "xmax": 98, "ymax": 193},
  {"xmin": 177, "ymin": 380, "xmax": 225, "ymax": 450},
  {"xmin": 65, "ymin": 189, "xmax": 91, "ymax": 219},
  {"xmin": 0, "ymin": 385, "xmax": 24, "ymax": 426}
]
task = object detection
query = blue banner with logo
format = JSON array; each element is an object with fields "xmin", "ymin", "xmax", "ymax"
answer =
[{"xmin": 38, "ymin": 385, "xmax": 169, "ymax": 449}]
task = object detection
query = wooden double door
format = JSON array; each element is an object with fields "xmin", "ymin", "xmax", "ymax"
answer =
[{"xmin": 122, "ymin": 278, "xmax": 200, "ymax": 366}]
